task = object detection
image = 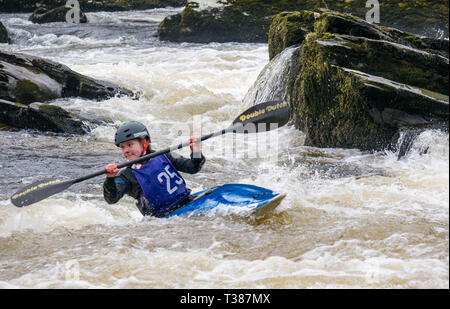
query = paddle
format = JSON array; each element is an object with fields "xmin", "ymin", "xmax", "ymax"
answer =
[{"xmin": 10, "ymin": 100, "xmax": 291, "ymax": 207}]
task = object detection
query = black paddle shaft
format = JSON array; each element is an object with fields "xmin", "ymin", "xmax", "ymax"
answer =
[
  {"xmin": 74, "ymin": 100, "xmax": 291, "ymax": 183},
  {"xmin": 71, "ymin": 126, "xmax": 235, "ymax": 184},
  {"xmin": 10, "ymin": 100, "xmax": 291, "ymax": 207}
]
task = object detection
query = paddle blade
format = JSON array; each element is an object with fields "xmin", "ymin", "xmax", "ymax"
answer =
[
  {"xmin": 10, "ymin": 178, "xmax": 73, "ymax": 207},
  {"xmin": 232, "ymin": 100, "xmax": 291, "ymax": 133}
]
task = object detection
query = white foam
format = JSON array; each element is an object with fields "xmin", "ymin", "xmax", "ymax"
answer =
[{"xmin": 0, "ymin": 196, "xmax": 141, "ymax": 237}]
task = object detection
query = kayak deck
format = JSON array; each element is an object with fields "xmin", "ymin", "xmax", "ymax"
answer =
[{"xmin": 167, "ymin": 183, "xmax": 286, "ymax": 218}]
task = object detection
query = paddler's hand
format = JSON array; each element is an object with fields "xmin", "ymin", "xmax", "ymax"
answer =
[
  {"xmin": 105, "ymin": 163, "xmax": 119, "ymax": 178},
  {"xmin": 189, "ymin": 136, "xmax": 202, "ymax": 153}
]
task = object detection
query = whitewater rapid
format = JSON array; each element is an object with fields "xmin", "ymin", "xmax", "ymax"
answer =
[{"xmin": 0, "ymin": 8, "xmax": 448, "ymax": 289}]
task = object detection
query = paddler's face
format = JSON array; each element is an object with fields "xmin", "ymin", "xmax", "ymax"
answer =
[{"xmin": 119, "ymin": 139, "xmax": 143, "ymax": 161}]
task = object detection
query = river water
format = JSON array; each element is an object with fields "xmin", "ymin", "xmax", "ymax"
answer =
[{"xmin": 0, "ymin": 8, "xmax": 448, "ymax": 289}]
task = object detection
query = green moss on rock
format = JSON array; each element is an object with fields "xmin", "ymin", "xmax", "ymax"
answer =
[
  {"xmin": 159, "ymin": 5, "xmax": 271, "ymax": 43},
  {"xmin": 12, "ymin": 80, "xmax": 55, "ymax": 104},
  {"xmin": 278, "ymin": 10, "xmax": 450, "ymax": 151},
  {"xmin": 268, "ymin": 11, "xmax": 317, "ymax": 60},
  {"xmin": 159, "ymin": 0, "xmax": 448, "ymax": 43},
  {"xmin": 29, "ymin": 6, "xmax": 89, "ymax": 24}
]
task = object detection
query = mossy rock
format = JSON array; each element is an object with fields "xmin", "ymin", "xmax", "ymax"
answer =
[
  {"xmin": 289, "ymin": 18, "xmax": 449, "ymax": 151},
  {"xmin": 1, "ymin": 50, "xmax": 128, "ymax": 134},
  {"xmin": 29, "ymin": 6, "xmax": 89, "ymax": 24},
  {"xmin": 0, "ymin": 99, "xmax": 88, "ymax": 134},
  {"xmin": 37, "ymin": 104, "xmax": 87, "ymax": 134},
  {"xmin": 257, "ymin": 9, "xmax": 449, "ymax": 151},
  {"xmin": 159, "ymin": 1, "xmax": 325, "ymax": 43},
  {"xmin": 12, "ymin": 79, "xmax": 56, "ymax": 104},
  {"xmin": 159, "ymin": 0, "xmax": 448, "ymax": 43},
  {"xmin": 159, "ymin": 5, "xmax": 271, "ymax": 43},
  {"xmin": 310, "ymin": 34, "xmax": 448, "ymax": 96},
  {"xmin": 314, "ymin": 11, "xmax": 449, "ymax": 58},
  {"xmin": 268, "ymin": 11, "xmax": 317, "ymax": 60},
  {"xmin": 1, "ymin": 50, "xmax": 133, "ymax": 104},
  {"xmin": 0, "ymin": 121, "xmax": 13, "ymax": 131}
]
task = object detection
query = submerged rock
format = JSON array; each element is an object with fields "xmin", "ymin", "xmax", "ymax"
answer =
[
  {"xmin": 158, "ymin": 0, "xmax": 448, "ymax": 43},
  {"xmin": 0, "ymin": 50, "xmax": 133, "ymax": 134},
  {"xmin": 254, "ymin": 10, "xmax": 449, "ymax": 151}
]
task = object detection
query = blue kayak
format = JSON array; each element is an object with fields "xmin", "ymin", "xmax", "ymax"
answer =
[{"xmin": 166, "ymin": 183, "xmax": 286, "ymax": 218}]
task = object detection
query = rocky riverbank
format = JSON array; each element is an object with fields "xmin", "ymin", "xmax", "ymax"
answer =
[
  {"xmin": 0, "ymin": 50, "xmax": 133, "ymax": 134},
  {"xmin": 158, "ymin": 0, "xmax": 449, "ymax": 43}
]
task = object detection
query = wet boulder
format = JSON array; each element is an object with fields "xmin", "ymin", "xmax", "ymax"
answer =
[
  {"xmin": 0, "ymin": 50, "xmax": 133, "ymax": 104},
  {"xmin": 158, "ymin": 4, "xmax": 269, "ymax": 43},
  {"xmin": 29, "ymin": 5, "xmax": 89, "ymax": 24},
  {"xmin": 158, "ymin": 0, "xmax": 448, "ymax": 43},
  {"xmin": 264, "ymin": 11, "xmax": 449, "ymax": 151},
  {"xmin": 268, "ymin": 11, "xmax": 317, "ymax": 60},
  {"xmin": 0, "ymin": 99, "xmax": 88, "ymax": 134},
  {"xmin": 158, "ymin": 0, "xmax": 299, "ymax": 43},
  {"xmin": 0, "ymin": 50, "xmax": 132, "ymax": 134}
]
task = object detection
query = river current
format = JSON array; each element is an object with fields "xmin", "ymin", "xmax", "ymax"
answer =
[{"xmin": 0, "ymin": 8, "xmax": 448, "ymax": 288}]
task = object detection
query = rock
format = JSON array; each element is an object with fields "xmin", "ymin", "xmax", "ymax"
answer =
[
  {"xmin": 268, "ymin": 11, "xmax": 317, "ymax": 60},
  {"xmin": 243, "ymin": 45, "xmax": 302, "ymax": 107},
  {"xmin": 29, "ymin": 6, "xmax": 89, "ymax": 24},
  {"xmin": 0, "ymin": 50, "xmax": 133, "ymax": 134},
  {"xmin": 158, "ymin": 0, "xmax": 295, "ymax": 43},
  {"xmin": 0, "ymin": 21, "xmax": 9, "ymax": 44},
  {"xmin": 158, "ymin": 4, "xmax": 270, "ymax": 43},
  {"xmin": 0, "ymin": 50, "xmax": 133, "ymax": 104},
  {"xmin": 0, "ymin": 0, "xmax": 186, "ymax": 13},
  {"xmin": 257, "ymin": 10, "xmax": 449, "ymax": 151},
  {"xmin": 0, "ymin": 99, "xmax": 88, "ymax": 134},
  {"xmin": 272, "ymin": 10, "xmax": 450, "ymax": 60},
  {"xmin": 158, "ymin": 0, "xmax": 449, "ymax": 44}
]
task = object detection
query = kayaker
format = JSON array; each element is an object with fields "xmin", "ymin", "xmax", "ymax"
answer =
[{"xmin": 103, "ymin": 121, "xmax": 205, "ymax": 217}]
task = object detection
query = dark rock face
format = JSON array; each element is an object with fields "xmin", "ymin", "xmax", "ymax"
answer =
[
  {"xmin": 264, "ymin": 11, "xmax": 448, "ymax": 151},
  {"xmin": 158, "ymin": 5, "xmax": 272, "ymax": 43},
  {"xmin": 0, "ymin": 21, "xmax": 9, "ymax": 43},
  {"xmin": 268, "ymin": 11, "xmax": 317, "ymax": 60},
  {"xmin": 0, "ymin": 99, "xmax": 88, "ymax": 134},
  {"xmin": 0, "ymin": 50, "xmax": 133, "ymax": 103},
  {"xmin": 0, "ymin": 0, "xmax": 186, "ymax": 13},
  {"xmin": 158, "ymin": 0, "xmax": 449, "ymax": 44},
  {"xmin": 29, "ymin": 6, "xmax": 89, "ymax": 24},
  {"xmin": 0, "ymin": 50, "xmax": 133, "ymax": 134}
]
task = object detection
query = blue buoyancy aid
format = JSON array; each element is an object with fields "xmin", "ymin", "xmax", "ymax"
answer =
[{"xmin": 132, "ymin": 154, "xmax": 190, "ymax": 216}]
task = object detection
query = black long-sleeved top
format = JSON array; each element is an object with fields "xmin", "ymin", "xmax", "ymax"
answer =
[{"xmin": 103, "ymin": 150, "xmax": 205, "ymax": 216}]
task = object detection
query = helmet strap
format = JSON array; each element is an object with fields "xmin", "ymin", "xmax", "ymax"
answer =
[{"xmin": 140, "ymin": 138, "xmax": 150, "ymax": 156}]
